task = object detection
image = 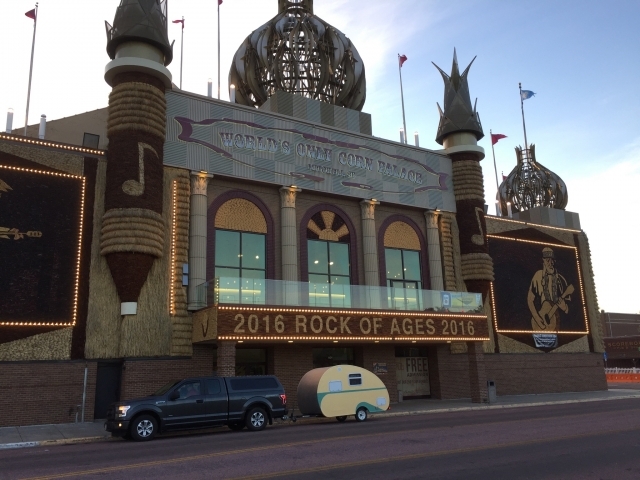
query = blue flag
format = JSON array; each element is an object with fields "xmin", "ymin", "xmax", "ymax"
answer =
[{"xmin": 521, "ymin": 90, "xmax": 536, "ymax": 100}]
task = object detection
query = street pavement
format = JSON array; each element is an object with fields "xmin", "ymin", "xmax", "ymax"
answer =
[
  {"xmin": 2, "ymin": 386, "xmax": 639, "ymax": 450},
  {"xmin": 1, "ymin": 394, "xmax": 640, "ymax": 479}
]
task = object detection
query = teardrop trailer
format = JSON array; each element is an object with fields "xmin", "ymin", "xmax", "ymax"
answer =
[{"xmin": 291, "ymin": 365, "xmax": 390, "ymax": 423}]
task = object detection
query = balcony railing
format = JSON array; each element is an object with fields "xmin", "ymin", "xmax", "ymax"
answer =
[{"xmin": 193, "ymin": 277, "xmax": 483, "ymax": 313}]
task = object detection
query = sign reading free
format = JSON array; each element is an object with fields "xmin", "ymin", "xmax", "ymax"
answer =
[{"xmin": 210, "ymin": 306, "xmax": 489, "ymax": 342}]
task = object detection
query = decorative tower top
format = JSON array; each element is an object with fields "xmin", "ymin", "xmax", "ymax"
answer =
[
  {"xmin": 229, "ymin": 0, "xmax": 366, "ymax": 110},
  {"xmin": 498, "ymin": 144, "xmax": 568, "ymax": 214},
  {"xmin": 105, "ymin": 0, "xmax": 173, "ymax": 66},
  {"xmin": 433, "ymin": 49, "xmax": 483, "ymax": 145}
]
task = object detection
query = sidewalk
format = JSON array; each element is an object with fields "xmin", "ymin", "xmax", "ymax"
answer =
[{"xmin": 2, "ymin": 387, "xmax": 640, "ymax": 450}]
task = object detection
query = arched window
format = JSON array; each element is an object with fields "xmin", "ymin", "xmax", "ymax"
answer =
[
  {"xmin": 382, "ymin": 220, "xmax": 425, "ymax": 310},
  {"xmin": 213, "ymin": 197, "xmax": 268, "ymax": 304},
  {"xmin": 306, "ymin": 210, "xmax": 352, "ymax": 307}
]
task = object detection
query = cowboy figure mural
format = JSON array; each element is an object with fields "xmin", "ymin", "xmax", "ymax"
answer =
[{"xmin": 528, "ymin": 247, "xmax": 574, "ymax": 332}]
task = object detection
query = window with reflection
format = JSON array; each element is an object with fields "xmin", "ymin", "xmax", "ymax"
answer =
[
  {"xmin": 385, "ymin": 248, "xmax": 422, "ymax": 310},
  {"xmin": 215, "ymin": 229, "xmax": 266, "ymax": 304},
  {"xmin": 306, "ymin": 210, "xmax": 352, "ymax": 307}
]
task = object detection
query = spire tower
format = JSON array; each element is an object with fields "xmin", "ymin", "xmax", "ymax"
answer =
[
  {"xmin": 433, "ymin": 50, "xmax": 494, "ymax": 306},
  {"xmin": 101, "ymin": 0, "xmax": 173, "ymax": 314}
]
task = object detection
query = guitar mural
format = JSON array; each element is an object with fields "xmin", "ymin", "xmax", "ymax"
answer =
[
  {"xmin": 528, "ymin": 248, "xmax": 574, "ymax": 332},
  {"xmin": 488, "ymin": 235, "xmax": 588, "ymax": 345},
  {"xmin": 0, "ymin": 166, "xmax": 83, "ymax": 326}
]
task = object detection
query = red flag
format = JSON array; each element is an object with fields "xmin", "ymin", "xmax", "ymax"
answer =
[
  {"xmin": 399, "ymin": 54, "xmax": 408, "ymax": 67},
  {"xmin": 172, "ymin": 19, "xmax": 184, "ymax": 28},
  {"xmin": 25, "ymin": 9, "xmax": 36, "ymax": 20},
  {"xmin": 491, "ymin": 133, "xmax": 507, "ymax": 145},
  {"xmin": 218, "ymin": 0, "xmax": 223, "ymax": 4}
]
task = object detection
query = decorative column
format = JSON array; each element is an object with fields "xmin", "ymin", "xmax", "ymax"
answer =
[
  {"xmin": 280, "ymin": 186, "xmax": 302, "ymax": 282},
  {"xmin": 360, "ymin": 199, "xmax": 381, "ymax": 309},
  {"xmin": 360, "ymin": 199, "xmax": 380, "ymax": 286},
  {"xmin": 188, "ymin": 172, "xmax": 212, "ymax": 310},
  {"xmin": 424, "ymin": 210, "xmax": 444, "ymax": 291},
  {"xmin": 100, "ymin": 0, "xmax": 174, "ymax": 315}
]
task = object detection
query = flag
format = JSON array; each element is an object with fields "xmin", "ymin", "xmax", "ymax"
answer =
[
  {"xmin": 172, "ymin": 19, "xmax": 184, "ymax": 28},
  {"xmin": 399, "ymin": 54, "xmax": 407, "ymax": 67},
  {"xmin": 521, "ymin": 90, "xmax": 535, "ymax": 100},
  {"xmin": 25, "ymin": 9, "xmax": 36, "ymax": 20},
  {"xmin": 218, "ymin": 0, "xmax": 223, "ymax": 4},
  {"xmin": 491, "ymin": 133, "xmax": 507, "ymax": 145}
]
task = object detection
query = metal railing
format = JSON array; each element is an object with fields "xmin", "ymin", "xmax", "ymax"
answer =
[
  {"xmin": 605, "ymin": 368, "xmax": 640, "ymax": 374},
  {"xmin": 193, "ymin": 277, "xmax": 483, "ymax": 313}
]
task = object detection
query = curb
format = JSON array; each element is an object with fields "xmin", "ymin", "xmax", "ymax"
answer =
[
  {"xmin": 377, "ymin": 393, "xmax": 640, "ymax": 418},
  {"xmin": 0, "ymin": 435, "xmax": 112, "ymax": 451},
  {"xmin": 3, "ymin": 394, "xmax": 639, "ymax": 450}
]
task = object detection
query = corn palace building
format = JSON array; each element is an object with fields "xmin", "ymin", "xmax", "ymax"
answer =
[{"xmin": 0, "ymin": 0, "xmax": 605, "ymax": 426}]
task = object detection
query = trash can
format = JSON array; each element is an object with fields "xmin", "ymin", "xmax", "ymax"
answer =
[{"xmin": 487, "ymin": 380, "xmax": 497, "ymax": 404}]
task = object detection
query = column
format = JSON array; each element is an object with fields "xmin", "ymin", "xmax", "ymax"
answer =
[
  {"xmin": 360, "ymin": 199, "xmax": 380, "ymax": 309},
  {"xmin": 217, "ymin": 341, "xmax": 236, "ymax": 377},
  {"xmin": 424, "ymin": 210, "xmax": 444, "ymax": 291},
  {"xmin": 360, "ymin": 199, "xmax": 380, "ymax": 286},
  {"xmin": 280, "ymin": 186, "xmax": 302, "ymax": 282},
  {"xmin": 467, "ymin": 341, "xmax": 488, "ymax": 403},
  {"xmin": 188, "ymin": 172, "xmax": 212, "ymax": 310}
]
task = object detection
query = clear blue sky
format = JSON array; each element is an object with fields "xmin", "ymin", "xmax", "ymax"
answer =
[{"xmin": 1, "ymin": 0, "xmax": 638, "ymax": 313}]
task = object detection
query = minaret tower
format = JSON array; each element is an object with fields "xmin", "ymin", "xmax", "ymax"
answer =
[
  {"xmin": 101, "ymin": 0, "xmax": 173, "ymax": 314},
  {"xmin": 433, "ymin": 50, "xmax": 494, "ymax": 300}
]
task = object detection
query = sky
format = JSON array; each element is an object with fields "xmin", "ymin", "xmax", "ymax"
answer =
[{"xmin": 1, "ymin": 0, "xmax": 639, "ymax": 313}]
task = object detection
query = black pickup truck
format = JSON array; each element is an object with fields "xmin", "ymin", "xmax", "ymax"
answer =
[{"xmin": 105, "ymin": 375, "xmax": 287, "ymax": 441}]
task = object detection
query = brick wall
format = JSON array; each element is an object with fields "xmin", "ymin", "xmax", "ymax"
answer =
[
  {"xmin": 0, "ymin": 361, "xmax": 97, "ymax": 427},
  {"xmin": 120, "ymin": 345, "xmax": 214, "ymax": 400},
  {"xmin": 217, "ymin": 342, "xmax": 236, "ymax": 377},
  {"xmin": 428, "ymin": 348, "xmax": 607, "ymax": 400},
  {"xmin": 271, "ymin": 345, "xmax": 314, "ymax": 410},
  {"xmin": 484, "ymin": 353, "xmax": 607, "ymax": 395},
  {"xmin": 362, "ymin": 344, "xmax": 398, "ymax": 403},
  {"xmin": 428, "ymin": 345, "xmax": 472, "ymax": 399}
]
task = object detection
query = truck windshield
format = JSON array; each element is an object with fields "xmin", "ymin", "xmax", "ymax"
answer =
[{"xmin": 153, "ymin": 380, "xmax": 181, "ymax": 396}]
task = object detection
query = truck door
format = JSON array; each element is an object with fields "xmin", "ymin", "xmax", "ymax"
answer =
[
  {"xmin": 162, "ymin": 380, "xmax": 209, "ymax": 429},
  {"xmin": 204, "ymin": 378, "xmax": 228, "ymax": 425}
]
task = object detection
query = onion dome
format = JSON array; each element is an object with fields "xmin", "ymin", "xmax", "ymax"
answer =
[
  {"xmin": 498, "ymin": 144, "xmax": 568, "ymax": 214},
  {"xmin": 229, "ymin": 0, "xmax": 366, "ymax": 110},
  {"xmin": 433, "ymin": 49, "xmax": 484, "ymax": 145},
  {"xmin": 105, "ymin": 0, "xmax": 173, "ymax": 65}
]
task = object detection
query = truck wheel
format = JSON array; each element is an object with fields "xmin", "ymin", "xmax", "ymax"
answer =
[
  {"xmin": 228, "ymin": 423, "xmax": 245, "ymax": 431},
  {"xmin": 336, "ymin": 416, "xmax": 347, "ymax": 422},
  {"xmin": 355, "ymin": 407, "xmax": 368, "ymax": 422},
  {"xmin": 245, "ymin": 406, "xmax": 267, "ymax": 431},
  {"xmin": 130, "ymin": 414, "xmax": 158, "ymax": 441}
]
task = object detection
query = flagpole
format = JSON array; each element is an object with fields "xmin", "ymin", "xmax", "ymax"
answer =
[
  {"xmin": 398, "ymin": 54, "xmax": 407, "ymax": 144},
  {"xmin": 490, "ymin": 129, "xmax": 500, "ymax": 196},
  {"xmin": 179, "ymin": 17, "xmax": 184, "ymax": 89},
  {"xmin": 519, "ymin": 82, "xmax": 529, "ymax": 150},
  {"xmin": 24, "ymin": 3, "xmax": 38, "ymax": 136},
  {"xmin": 217, "ymin": 2, "xmax": 221, "ymax": 100}
]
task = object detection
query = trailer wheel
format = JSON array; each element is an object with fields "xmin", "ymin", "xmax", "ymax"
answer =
[
  {"xmin": 336, "ymin": 416, "xmax": 347, "ymax": 422},
  {"xmin": 355, "ymin": 407, "xmax": 368, "ymax": 422},
  {"xmin": 246, "ymin": 406, "xmax": 268, "ymax": 431}
]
